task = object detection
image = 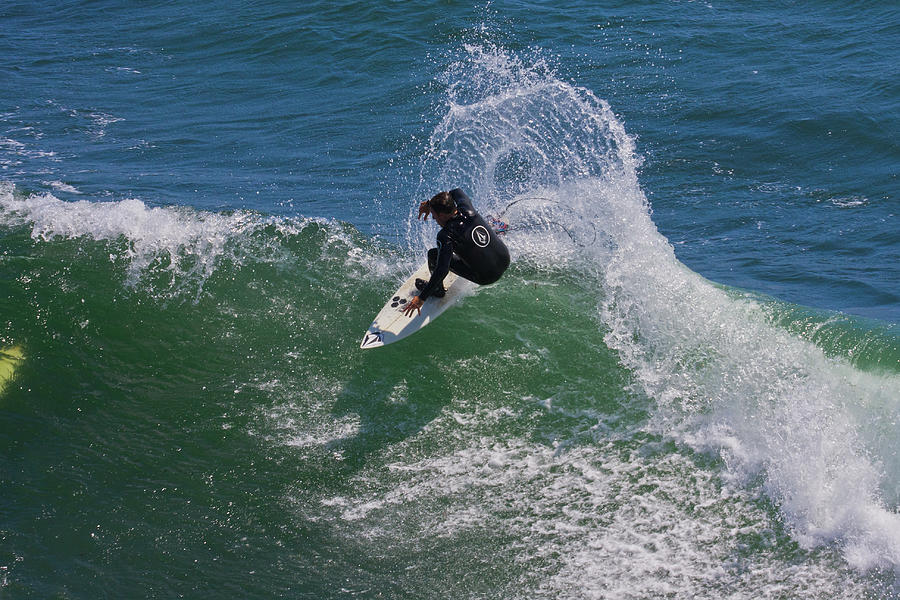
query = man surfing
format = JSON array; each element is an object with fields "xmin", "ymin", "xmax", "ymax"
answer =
[{"xmin": 402, "ymin": 188, "xmax": 510, "ymax": 317}]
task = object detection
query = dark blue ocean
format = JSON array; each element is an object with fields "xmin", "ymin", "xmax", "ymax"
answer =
[{"xmin": 1, "ymin": 1, "xmax": 899, "ymax": 598}]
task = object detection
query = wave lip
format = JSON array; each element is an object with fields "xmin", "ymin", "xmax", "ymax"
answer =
[
  {"xmin": 423, "ymin": 42, "xmax": 900, "ymax": 575},
  {"xmin": 0, "ymin": 182, "xmax": 254, "ymax": 292},
  {"xmin": 0, "ymin": 182, "xmax": 396, "ymax": 304}
]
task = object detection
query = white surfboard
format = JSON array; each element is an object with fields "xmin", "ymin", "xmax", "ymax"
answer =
[{"xmin": 360, "ymin": 262, "xmax": 472, "ymax": 349}]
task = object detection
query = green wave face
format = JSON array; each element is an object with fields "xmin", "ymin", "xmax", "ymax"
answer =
[{"xmin": 2, "ymin": 40, "xmax": 899, "ymax": 599}]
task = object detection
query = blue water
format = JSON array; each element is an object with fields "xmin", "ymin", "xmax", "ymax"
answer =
[
  {"xmin": 2, "ymin": 1, "xmax": 897, "ymax": 319},
  {"xmin": 1, "ymin": 1, "xmax": 899, "ymax": 598}
]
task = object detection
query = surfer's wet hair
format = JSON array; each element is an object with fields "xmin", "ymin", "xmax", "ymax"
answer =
[{"xmin": 428, "ymin": 191, "xmax": 456, "ymax": 214}]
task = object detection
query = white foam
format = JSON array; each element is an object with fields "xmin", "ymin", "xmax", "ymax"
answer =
[
  {"xmin": 0, "ymin": 182, "xmax": 396, "ymax": 299},
  {"xmin": 412, "ymin": 43, "xmax": 900, "ymax": 578},
  {"xmin": 831, "ymin": 196, "xmax": 868, "ymax": 208},
  {"xmin": 584, "ymin": 167, "xmax": 900, "ymax": 570},
  {"xmin": 311, "ymin": 435, "xmax": 872, "ymax": 598},
  {"xmin": 0, "ymin": 138, "xmax": 25, "ymax": 151},
  {"xmin": 0, "ymin": 136, "xmax": 59, "ymax": 162},
  {"xmin": 42, "ymin": 180, "xmax": 82, "ymax": 194},
  {"xmin": 0, "ymin": 183, "xmax": 249, "ymax": 293}
]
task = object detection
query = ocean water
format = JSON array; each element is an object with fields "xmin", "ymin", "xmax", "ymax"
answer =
[{"xmin": 1, "ymin": 1, "xmax": 899, "ymax": 598}]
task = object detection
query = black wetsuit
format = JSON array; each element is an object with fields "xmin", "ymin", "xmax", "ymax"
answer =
[{"xmin": 418, "ymin": 188, "xmax": 510, "ymax": 301}]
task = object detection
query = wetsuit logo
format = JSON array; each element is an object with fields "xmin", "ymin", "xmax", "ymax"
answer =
[{"xmin": 471, "ymin": 225, "xmax": 490, "ymax": 248}]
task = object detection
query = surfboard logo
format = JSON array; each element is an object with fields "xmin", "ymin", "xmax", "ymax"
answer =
[
  {"xmin": 361, "ymin": 331, "xmax": 383, "ymax": 348},
  {"xmin": 472, "ymin": 225, "xmax": 490, "ymax": 248}
]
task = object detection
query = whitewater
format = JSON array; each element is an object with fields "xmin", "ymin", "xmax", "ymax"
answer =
[{"xmin": 2, "ymin": 3, "xmax": 899, "ymax": 598}]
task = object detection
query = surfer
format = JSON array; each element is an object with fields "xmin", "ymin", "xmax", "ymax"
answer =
[{"xmin": 402, "ymin": 188, "xmax": 510, "ymax": 317}]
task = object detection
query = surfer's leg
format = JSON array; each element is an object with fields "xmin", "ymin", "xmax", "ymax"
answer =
[
  {"xmin": 429, "ymin": 247, "xmax": 479, "ymax": 282},
  {"xmin": 449, "ymin": 243, "xmax": 510, "ymax": 285},
  {"xmin": 427, "ymin": 248, "xmax": 439, "ymax": 273},
  {"xmin": 416, "ymin": 248, "xmax": 446, "ymax": 297},
  {"xmin": 420, "ymin": 248, "xmax": 490, "ymax": 291},
  {"xmin": 446, "ymin": 255, "xmax": 482, "ymax": 283}
]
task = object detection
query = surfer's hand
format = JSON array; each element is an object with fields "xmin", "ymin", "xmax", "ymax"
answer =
[
  {"xmin": 403, "ymin": 295, "xmax": 423, "ymax": 317},
  {"xmin": 417, "ymin": 201, "xmax": 431, "ymax": 221}
]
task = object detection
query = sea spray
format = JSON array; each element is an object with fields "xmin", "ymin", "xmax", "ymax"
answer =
[
  {"xmin": 4, "ymin": 2, "xmax": 899, "ymax": 597},
  {"xmin": 420, "ymin": 42, "xmax": 900, "ymax": 573}
]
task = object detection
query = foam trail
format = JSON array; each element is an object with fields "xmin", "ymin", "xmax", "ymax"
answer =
[{"xmin": 426, "ymin": 43, "xmax": 900, "ymax": 572}]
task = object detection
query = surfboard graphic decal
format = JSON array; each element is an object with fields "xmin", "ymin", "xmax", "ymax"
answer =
[{"xmin": 361, "ymin": 331, "xmax": 383, "ymax": 348}]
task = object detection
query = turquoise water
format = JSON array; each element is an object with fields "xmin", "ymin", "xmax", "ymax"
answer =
[{"xmin": 1, "ymin": 2, "xmax": 899, "ymax": 598}]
